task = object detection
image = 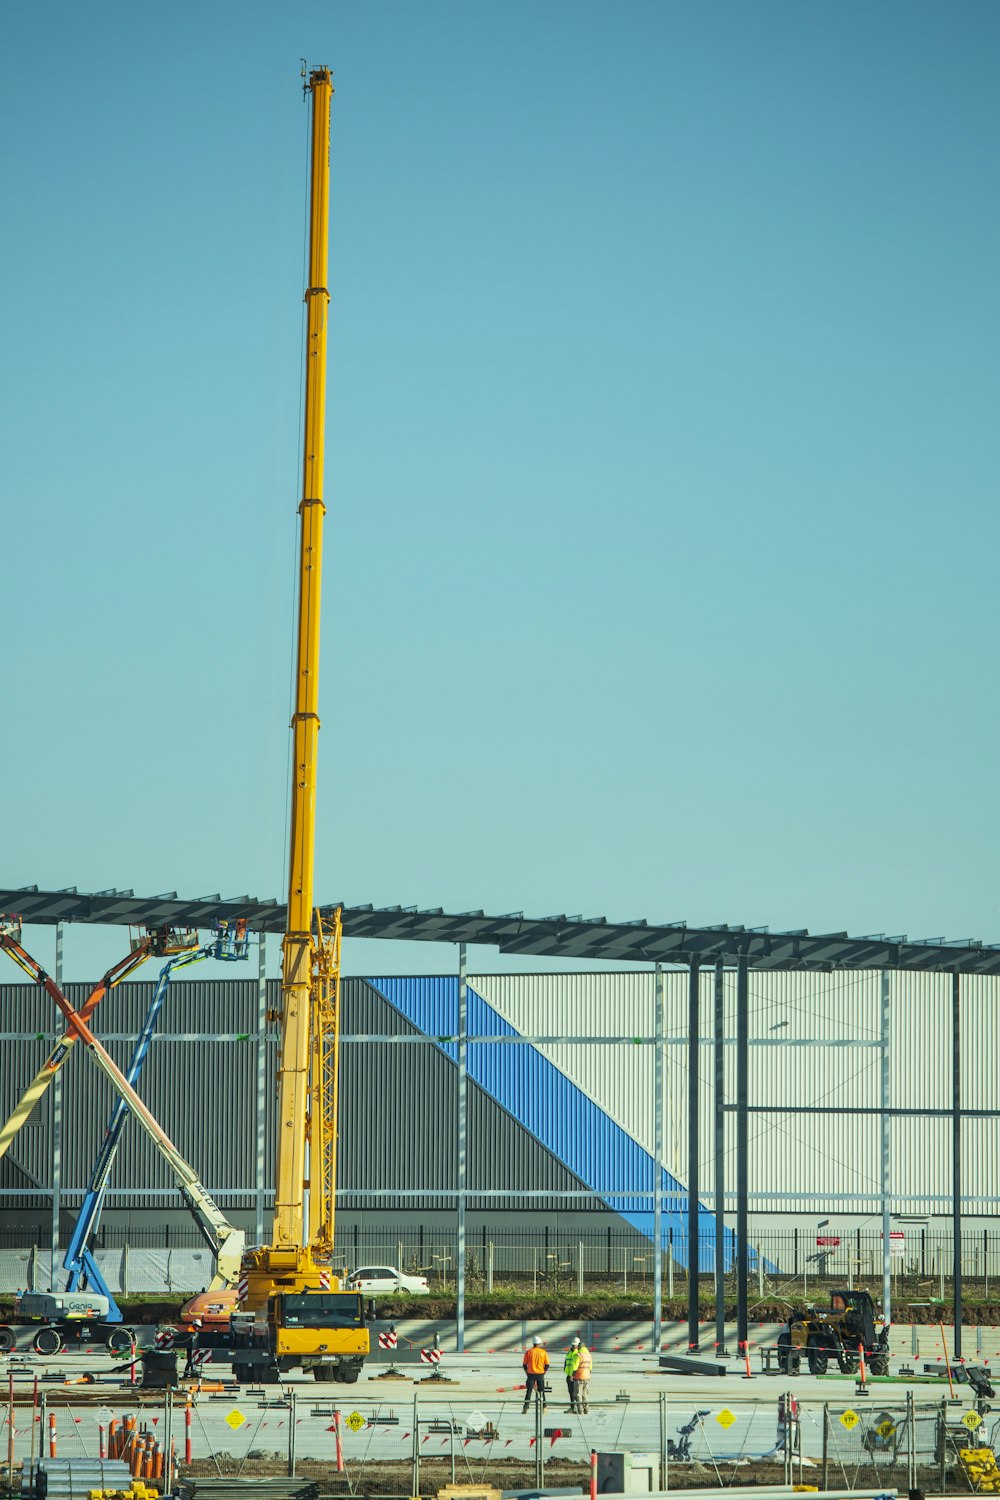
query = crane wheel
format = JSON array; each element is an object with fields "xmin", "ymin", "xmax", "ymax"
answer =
[
  {"xmin": 34, "ymin": 1327, "xmax": 63, "ymax": 1356},
  {"xmin": 0, "ymin": 1327, "xmax": 15, "ymax": 1353}
]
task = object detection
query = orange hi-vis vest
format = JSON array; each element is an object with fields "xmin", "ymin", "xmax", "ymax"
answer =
[{"xmin": 524, "ymin": 1345, "xmax": 549, "ymax": 1375}]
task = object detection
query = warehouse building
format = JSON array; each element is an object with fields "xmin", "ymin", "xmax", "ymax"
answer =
[{"xmin": 2, "ymin": 965, "xmax": 997, "ymax": 1282}]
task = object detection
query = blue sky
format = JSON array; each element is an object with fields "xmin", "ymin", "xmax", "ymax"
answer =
[{"xmin": 2, "ymin": 1, "xmax": 998, "ymax": 980}]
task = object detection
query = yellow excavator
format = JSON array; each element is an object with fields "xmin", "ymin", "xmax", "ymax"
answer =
[{"xmin": 187, "ymin": 66, "xmax": 369, "ymax": 1384}]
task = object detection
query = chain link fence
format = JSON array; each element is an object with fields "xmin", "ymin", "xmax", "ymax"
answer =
[
  {"xmin": 5, "ymin": 1224, "xmax": 1000, "ymax": 1298},
  {"xmin": 8, "ymin": 1389, "xmax": 1000, "ymax": 1495}
]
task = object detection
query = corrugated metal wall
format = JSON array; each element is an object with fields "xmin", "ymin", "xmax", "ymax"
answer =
[
  {"xmin": 0, "ymin": 978, "xmax": 263, "ymax": 1207},
  {"xmin": 353, "ymin": 979, "xmax": 611, "ymax": 1211},
  {"xmin": 471, "ymin": 969, "xmax": 999, "ymax": 1213},
  {"xmin": 1, "ymin": 968, "xmax": 997, "ymax": 1225}
]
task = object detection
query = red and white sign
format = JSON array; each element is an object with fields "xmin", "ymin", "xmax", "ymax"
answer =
[
  {"xmin": 888, "ymin": 1230, "xmax": 905, "ymax": 1255},
  {"xmin": 319, "ymin": 1269, "xmax": 332, "ymax": 1290},
  {"xmin": 378, "ymin": 1331, "xmax": 398, "ymax": 1350},
  {"xmin": 420, "ymin": 1347, "xmax": 441, "ymax": 1364},
  {"xmin": 816, "ymin": 1235, "xmax": 841, "ymax": 1248},
  {"xmin": 237, "ymin": 1275, "xmax": 249, "ymax": 1303},
  {"xmin": 154, "ymin": 1329, "xmax": 175, "ymax": 1348}
]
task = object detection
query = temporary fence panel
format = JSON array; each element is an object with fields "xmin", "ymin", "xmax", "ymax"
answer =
[{"xmin": 822, "ymin": 1400, "xmax": 945, "ymax": 1494}]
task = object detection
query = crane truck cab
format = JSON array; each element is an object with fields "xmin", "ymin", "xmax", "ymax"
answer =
[{"xmin": 226, "ymin": 1288, "xmax": 369, "ymax": 1384}]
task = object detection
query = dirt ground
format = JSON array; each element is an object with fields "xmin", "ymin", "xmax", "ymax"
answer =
[{"xmin": 181, "ymin": 1456, "xmax": 971, "ymax": 1494}]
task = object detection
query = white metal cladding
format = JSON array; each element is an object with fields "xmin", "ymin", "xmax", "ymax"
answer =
[
  {"xmin": 952, "ymin": 974, "xmax": 996, "ymax": 1111},
  {"xmin": 470, "ymin": 969, "xmax": 1000, "ymax": 1213}
]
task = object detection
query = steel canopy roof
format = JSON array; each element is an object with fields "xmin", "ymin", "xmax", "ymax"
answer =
[{"xmin": 2, "ymin": 884, "xmax": 999, "ymax": 973}]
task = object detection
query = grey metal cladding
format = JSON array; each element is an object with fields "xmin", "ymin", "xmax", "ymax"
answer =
[
  {"xmin": 338, "ymin": 980, "xmax": 455, "ymax": 1207},
  {"xmin": 465, "ymin": 1079, "xmax": 594, "ymax": 1209},
  {"xmin": 0, "ymin": 978, "xmax": 263, "ymax": 1209},
  {"xmin": 337, "ymin": 981, "xmax": 596, "ymax": 1211}
]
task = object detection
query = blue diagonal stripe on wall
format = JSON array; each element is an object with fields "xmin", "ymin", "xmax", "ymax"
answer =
[{"xmin": 368, "ymin": 977, "xmax": 734, "ymax": 1271}]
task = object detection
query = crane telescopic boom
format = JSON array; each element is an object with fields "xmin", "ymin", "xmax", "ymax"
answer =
[
  {"xmin": 274, "ymin": 61, "xmax": 333, "ymax": 1260},
  {"xmin": 238, "ymin": 68, "xmax": 350, "ymax": 1330}
]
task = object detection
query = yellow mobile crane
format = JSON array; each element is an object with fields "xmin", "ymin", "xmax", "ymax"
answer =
[{"xmin": 222, "ymin": 66, "xmax": 369, "ymax": 1385}]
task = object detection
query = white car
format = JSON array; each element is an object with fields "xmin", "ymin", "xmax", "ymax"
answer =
[{"xmin": 346, "ymin": 1265, "xmax": 430, "ymax": 1295}]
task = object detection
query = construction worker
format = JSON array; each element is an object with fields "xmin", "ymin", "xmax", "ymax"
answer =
[
  {"xmin": 522, "ymin": 1336, "xmax": 549, "ymax": 1413},
  {"xmin": 574, "ymin": 1337, "xmax": 593, "ymax": 1413},
  {"xmin": 564, "ymin": 1338, "xmax": 582, "ymax": 1410}
]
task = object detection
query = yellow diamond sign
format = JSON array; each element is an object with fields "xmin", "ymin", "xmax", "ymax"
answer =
[
  {"xmin": 225, "ymin": 1410, "xmax": 246, "ymax": 1430},
  {"xmin": 716, "ymin": 1409, "xmax": 736, "ymax": 1429},
  {"xmin": 840, "ymin": 1409, "xmax": 860, "ymax": 1431},
  {"xmin": 962, "ymin": 1411, "xmax": 983, "ymax": 1432},
  {"xmin": 347, "ymin": 1411, "xmax": 366, "ymax": 1433},
  {"xmin": 876, "ymin": 1419, "xmax": 896, "ymax": 1440}
]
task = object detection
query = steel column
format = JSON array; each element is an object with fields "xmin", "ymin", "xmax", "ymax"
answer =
[
  {"xmin": 714, "ymin": 958, "xmax": 728, "ymax": 1356},
  {"xmin": 653, "ymin": 964, "xmax": 664, "ymax": 1352},
  {"xmin": 457, "ymin": 942, "xmax": 467, "ymax": 1352},
  {"xmin": 255, "ymin": 934, "xmax": 267, "ymax": 1245},
  {"xmin": 50, "ymin": 923, "xmax": 64, "ymax": 1291},
  {"xmin": 735, "ymin": 954, "xmax": 749, "ymax": 1348},
  {"xmin": 881, "ymin": 969, "xmax": 891, "ymax": 1323},
  {"xmin": 952, "ymin": 971, "xmax": 962, "ymax": 1356},
  {"xmin": 687, "ymin": 962, "xmax": 700, "ymax": 1350}
]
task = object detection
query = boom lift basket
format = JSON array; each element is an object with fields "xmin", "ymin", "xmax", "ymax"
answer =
[
  {"xmin": 130, "ymin": 926, "xmax": 200, "ymax": 956},
  {"xmin": 213, "ymin": 918, "xmax": 251, "ymax": 961}
]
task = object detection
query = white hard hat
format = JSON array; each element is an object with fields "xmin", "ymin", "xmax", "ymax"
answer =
[
  {"xmin": 572, "ymin": 1337, "xmax": 580, "ymax": 1345},
  {"xmin": 533, "ymin": 1336, "xmax": 542, "ymax": 1345}
]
